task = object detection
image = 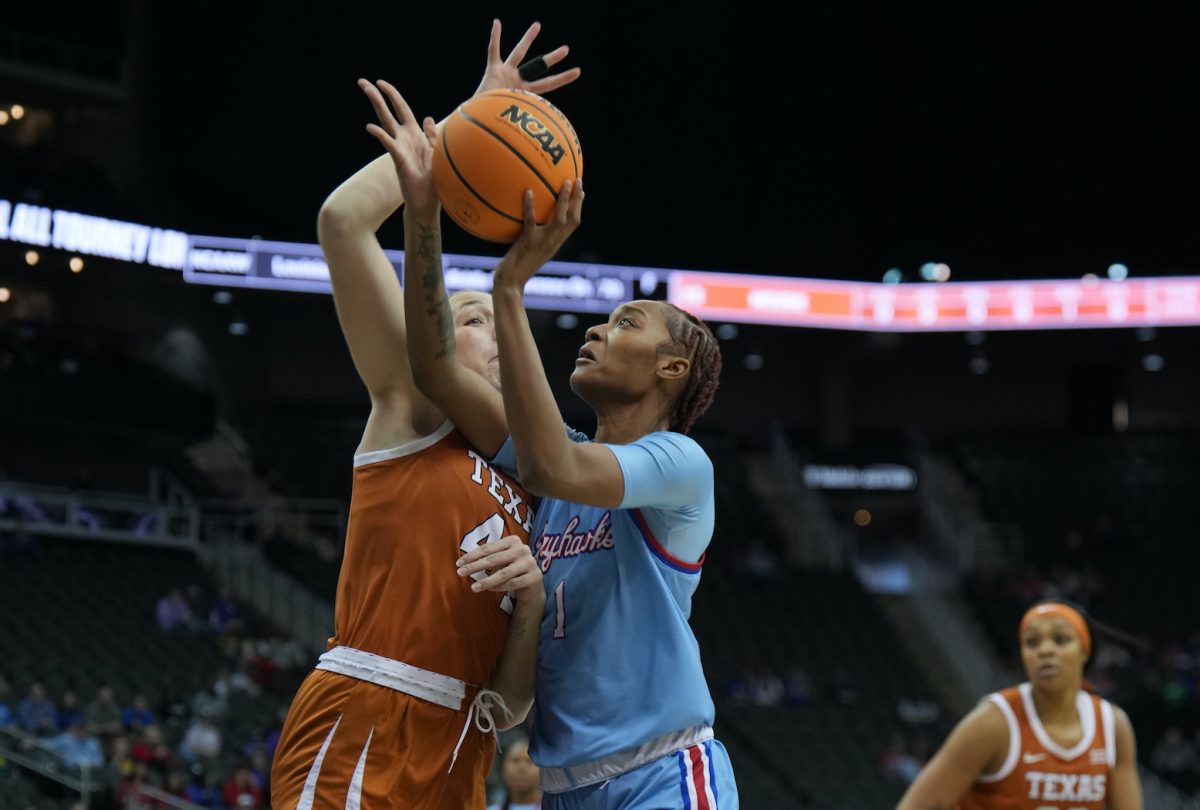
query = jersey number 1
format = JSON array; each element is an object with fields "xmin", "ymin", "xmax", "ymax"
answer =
[
  {"xmin": 552, "ymin": 580, "xmax": 567, "ymax": 639},
  {"xmin": 460, "ymin": 514, "xmax": 514, "ymax": 615}
]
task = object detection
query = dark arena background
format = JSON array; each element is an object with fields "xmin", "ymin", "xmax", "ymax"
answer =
[{"xmin": 2, "ymin": 3, "xmax": 1199, "ymax": 809}]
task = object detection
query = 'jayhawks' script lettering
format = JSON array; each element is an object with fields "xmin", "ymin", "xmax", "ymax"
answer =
[{"xmin": 536, "ymin": 512, "xmax": 614, "ymax": 572}]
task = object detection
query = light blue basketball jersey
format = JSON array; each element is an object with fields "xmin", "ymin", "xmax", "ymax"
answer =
[{"xmin": 494, "ymin": 430, "xmax": 717, "ymax": 769}]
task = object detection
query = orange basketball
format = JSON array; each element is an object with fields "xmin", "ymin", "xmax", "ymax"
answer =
[{"xmin": 432, "ymin": 88, "xmax": 583, "ymax": 243}]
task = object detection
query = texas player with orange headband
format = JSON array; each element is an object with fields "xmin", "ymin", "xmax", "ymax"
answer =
[{"xmin": 897, "ymin": 599, "xmax": 1143, "ymax": 810}]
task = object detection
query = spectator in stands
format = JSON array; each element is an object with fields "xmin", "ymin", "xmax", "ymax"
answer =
[
  {"xmin": 164, "ymin": 769, "xmax": 192, "ymax": 802},
  {"xmin": 238, "ymin": 639, "xmax": 279, "ymax": 692},
  {"xmin": 122, "ymin": 692, "xmax": 157, "ymax": 732},
  {"xmin": 224, "ymin": 762, "xmax": 265, "ymax": 808},
  {"xmin": 179, "ymin": 711, "xmax": 222, "ymax": 762},
  {"xmin": 261, "ymin": 703, "xmax": 289, "ymax": 759},
  {"xmin": 85, "ymin": 684, "xmax": 124, "ymax": 742},
  {"xmin": 208, "ymin": 584, "xmax": 245, "ymax": 634},
  {"xmin": 726, "ymin": 660, "xmax": 785, "ymax": 706},
  {"xmin": 189, "ymin": 683, "xmax": 227, "ymax": 721},
  {"xmin": 17, "ymin": 681, "xmax": 58, "ymax": 736},
  {"xmin": 102, "ymin": 734, "xmax": 136, "ymax": 794},
  {"xmin": 156, "ymin": 587, "xmax": 197, "ymax": 631},
  {"xmin": 56, "ymin": 688, "xmax": 83, "ymax": 731},
  {"xmin": 184, "ymin": 764, "xmax": 223, "ymax": 808},
  {"xmin": 131, "ymin": 724, "xmax": 174, "ymax": 778},
  {"xmin": 213, "ymin": 665, "xmax": 258, "ymax": 704},
  {"xmin": 783, "ymin": 664, "xmax": 814, "ymax": 706},
  {"xmin": 45, "ymin": 718, "xmax": 105, "ymax": 771},
  {"xmin": 247, "ymin": 747, "xmax": 271, "ymax": 797},
  {"xmin": 0, "ymin": 678, "xmax": 14, "ymax": 727},
  {"xmin": 115, "ymin": 759, "xmax": 158, "ymax": 807},
  {"xmin": 486, "ymin": 735, "xmax": 541, "ymax": 810}
]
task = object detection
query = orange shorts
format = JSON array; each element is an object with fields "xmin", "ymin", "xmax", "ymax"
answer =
[{"xmin": 270, "ymin": 669, "xmax": 495, "ymax": 810}]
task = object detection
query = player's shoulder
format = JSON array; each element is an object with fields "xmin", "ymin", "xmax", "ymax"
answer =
[
  {"xmin": 633, "ymin": 430, "xmax": 711, "ymax": 461},
  {"xmin": 961, "ymin": 691, "xmax": 1016, "ymax": 740}
]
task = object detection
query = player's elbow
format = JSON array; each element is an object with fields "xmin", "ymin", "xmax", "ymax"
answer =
[{"xmin": 316, "ymin": 197, "xmax": 361, "ymax": 242}]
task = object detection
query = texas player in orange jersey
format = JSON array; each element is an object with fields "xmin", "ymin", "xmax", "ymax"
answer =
[
  {"xmin": 897, "ymin": 599, "xmax": 1143, "ymax": 810},
  {"xmin": 269, "ymin": 21, "xmax": 582, "ymax": 810}
]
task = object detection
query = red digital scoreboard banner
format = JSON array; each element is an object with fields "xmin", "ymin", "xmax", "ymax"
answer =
[{"xmin": 667, "ymin": 271, "xmax": 1200, "ymax": 331}]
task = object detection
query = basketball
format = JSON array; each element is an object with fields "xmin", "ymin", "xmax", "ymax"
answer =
[{"xmin": 432, "ymin": 88, "xmax": 583, "ymax": 243}]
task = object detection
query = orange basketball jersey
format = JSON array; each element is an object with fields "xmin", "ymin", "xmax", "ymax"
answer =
[
  {"xmin": 960, "ymin": 683, "xmax": 1116, "ymax": 810},
  {"xmin": 330, "ymin": 421, "xmax": 534, "ymax": 686}
]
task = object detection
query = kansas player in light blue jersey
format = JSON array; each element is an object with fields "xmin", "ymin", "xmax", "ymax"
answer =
[
  {"xmin": 476, "ymin": 185, "xmax": 736, "ymax": 809},
  {"xmin": 378, "ymin": 63, "xmax": 737, "ymax": 806}
]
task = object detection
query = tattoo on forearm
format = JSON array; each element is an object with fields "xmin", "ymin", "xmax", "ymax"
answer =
[
  {"xmin": 513, "ymin": 615, "xmax": 528, "ymax": 642},
  {"xmin": 414, "ymin": 223, "xmax": 454, "ymax": 359}
]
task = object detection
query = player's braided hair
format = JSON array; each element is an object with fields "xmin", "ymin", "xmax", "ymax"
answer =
[{"xmin": 658, "ymin": 304, "xmax": 722, "ymax": 434}]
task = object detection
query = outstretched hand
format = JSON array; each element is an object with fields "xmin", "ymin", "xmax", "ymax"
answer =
[
  {"xmin": 359, "ymin": 79, "xmax": 439, "ymax": 217},
  {"xmin": 474, "ymin": 19, "xmax": 581, "ymax": 97},
  {"xmin": 493, "ymin": 180, "xmax": 585, "ymax": 291}
]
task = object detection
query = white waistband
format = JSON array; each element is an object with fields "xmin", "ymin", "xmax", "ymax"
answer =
[
  {"xmin": 315, "ymin": 646, "xmax": 467, "ymax": 711},
  {"xmin": 539, "ymin": 724, "xmax": 715, "ymax": 793}
]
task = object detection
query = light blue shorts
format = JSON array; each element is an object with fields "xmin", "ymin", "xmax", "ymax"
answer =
[{"xmin": 543, "ymin": 739, "xmax": 739, "ymax": 810}]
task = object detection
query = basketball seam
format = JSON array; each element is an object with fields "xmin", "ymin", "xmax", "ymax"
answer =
[
  {"xmin": 457, "ymin": 108, "xmax": 561, "ymax": 198},
  {"xmin": 441, "ymin": 125, "xmax": 524, "ymax": 230},
  {"xmin": 484, "ymin": 91, "xmax": 581, "ymax": 176}
]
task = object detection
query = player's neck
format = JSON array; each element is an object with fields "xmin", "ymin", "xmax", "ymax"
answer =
[
  {"xmin": 593, "ymin": 404, "xmax": 670, "ymax": 445},
  {"xmin": 1030, "ymin": 683, "xmax": 1079, "ymax": 726}
]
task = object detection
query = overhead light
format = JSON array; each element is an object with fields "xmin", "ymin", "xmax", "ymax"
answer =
[
  {"xmin": 213, "ymin": 291, "xmax": 233, "ymax": 305},
  {"xmin": 853, "ymin": 509, "xmax": 872, "ymax": 527},
  {"xmin": 882, "ymin": 268, "xmax": 903, "ymax": 284},
  {"xmin": 1135, "ymin": 327, "xmax": 1156, "ymax": 343},
  {"xmin": 919, "ymin": 262, "xmax": 937, "ymax": 281},
  {"xmin": 716, "ymin": 324, "xmax": 738, "ymax": 340},
  {"xmin": 0, "ymin": 111, "xmax": 8, "ymax": 126},
  {"xmin": 0, "ymin": 287, "xmax": 10, "ymax": 303},
  {"xmin": 25, "ymin": 250, "xmax": 39, "ymax": 266},
  {"xmin": 555, "ymin": 313, "xmax": 578, "ymax": 330},
  {"xmin": 10, "ymin": 104, "xmax": 24, "ymax": 120},
  {"xmin": 743, "ymin": 353, "xmax": 764, "ymax": 370},
  {"xmin": 1141, "ymin": 354, "xmax": 1165, "ymax": 372},
  {"xmin": 1107, "ymin": 263, "xmax": 1129, "ymax": 282},
  {"xmin": 229, "ymin": 322, "xmax": 249, "ymax": 336},
  {"xmin": 968, "ymin": 356, "xmax": 990, "ymax": 375},
  {"xmin": 69, "ymin": 257, "xmax": 84, "ymax": 273},
  {"xmin": 932, "ymin": 263, "xmax": 951, "ymax": 282}
]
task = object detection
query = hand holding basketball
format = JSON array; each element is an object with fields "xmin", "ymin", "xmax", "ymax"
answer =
[
  {"xmin": 432, "ymin": 89, "xmax": 582, "ymax": 243},
  {"xmin": 359, "ymin": 79, "xmax": 439, "ymax": 217},
  {"xmin": 493, "ymin": 180, "xmax": 585, "ymax": 290}
]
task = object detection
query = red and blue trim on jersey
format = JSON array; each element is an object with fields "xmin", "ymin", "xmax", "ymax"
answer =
[
  {"xmin": 676, "ymin": 741, "xmax": 719, "ymax": 808},
  {"xmin": 631, "ymin": 509, "xmax": 704, "ymax": 575}
]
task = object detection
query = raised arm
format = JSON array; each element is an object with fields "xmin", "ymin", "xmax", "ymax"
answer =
[
  {"xmin": 490, "ymin": 184, "xmax": 627, "ymax": 507},
  {"xmin": 318, "ymin": 153, "xmax": 432, "ymax": 444},
  {"xmin": 896, "ymin": 701, "xmax": 1009, "ymax": 810},
  {"xmin": 362, "ymin": 21, "xmax": 580, "ymax": 459}
]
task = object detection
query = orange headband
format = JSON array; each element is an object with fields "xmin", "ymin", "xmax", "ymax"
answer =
[{"xmin": 1020, "ymin": 604, "xmax": 1092, "ymax": 656}]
